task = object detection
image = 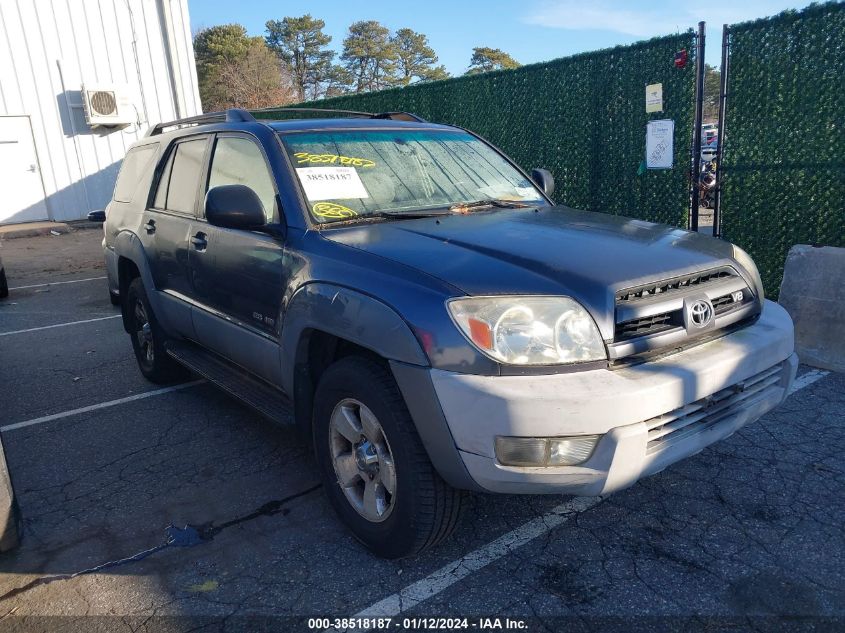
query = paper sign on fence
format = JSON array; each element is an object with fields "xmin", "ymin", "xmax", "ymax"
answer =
[
  {"xmin": 645, "ymin": 83, "xmax": 663, "ymax": 113},
  {"xmin": 646, "ymin": 119, "xmax": 674, "ymax": 169}
]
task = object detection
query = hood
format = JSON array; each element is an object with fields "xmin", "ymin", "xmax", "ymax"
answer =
[{"xmin": 323, "ymin": 206, "xmax": 741, "ymax": 338}]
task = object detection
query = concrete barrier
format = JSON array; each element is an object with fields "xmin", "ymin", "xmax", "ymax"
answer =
[{"xmin": 778, "ymin": 244, "xmax": 845, "ymax": 373}]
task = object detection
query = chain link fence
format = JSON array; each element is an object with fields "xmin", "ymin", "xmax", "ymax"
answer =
[
  {"xmin": 719, "ymin": 2, "xmax": 845, "ymax": 297},
  {"xmin": 257, "ymin": 33, "xmax": 697, "ymax": 228}
]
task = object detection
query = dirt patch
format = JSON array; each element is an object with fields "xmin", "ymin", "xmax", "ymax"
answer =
[{"xmin": 0, "ymin": 228, "xmax": 105, "ymax": 287}]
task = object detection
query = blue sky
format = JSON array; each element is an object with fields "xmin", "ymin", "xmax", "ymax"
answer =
[{"xmin": 189, "ymin": 0, "xmax": 815, "ymax": 71}]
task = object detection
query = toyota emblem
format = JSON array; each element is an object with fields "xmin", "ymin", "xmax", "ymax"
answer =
[{"xmin": 689, "ymin": 300, "xmax": 713, "ymax": 328}]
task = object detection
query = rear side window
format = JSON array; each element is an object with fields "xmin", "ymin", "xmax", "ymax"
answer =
[
  {"xmin": 153, "ymin": 138, "xmax": 206, "ymax": 215},
  {"xmin": 153, "ymin": 150, "xmax": 174, "ymax": 209},
  {"xmin": 113, "ymin": 145, "xmax": 158, "ymax": 203},
  {"xmin": 207, "ymin": 137, "xmax": 277, "ymax": 221}
]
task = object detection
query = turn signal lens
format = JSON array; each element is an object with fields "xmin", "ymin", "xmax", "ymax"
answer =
[
  {"xmin": 468, "ymin": 317, "xmax": 493, "ymax": 350},
  {"xmin": 495, "ymin": 435, "xmax": 600, "ymax": 467},
  {"xmin": 548, "ymin": 436, "xmax": 600, "ymax": 466}
]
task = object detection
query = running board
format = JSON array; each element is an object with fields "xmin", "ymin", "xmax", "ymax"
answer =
[{"xmin": 166, "ymin": 340, "xmax": 293, "ymax": 425}]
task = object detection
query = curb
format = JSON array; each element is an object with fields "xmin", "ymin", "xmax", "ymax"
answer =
[{"xmin": 0, "ymin": 222, "xmax": 71, "ymax": 240}]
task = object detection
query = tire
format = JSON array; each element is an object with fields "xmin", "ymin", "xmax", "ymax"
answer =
[
  {"xmin": 125, "ymin": 277, "xmax": 185, "ymax": 384},
  {"xmin": 109, "ymin": 290, "xmax": 121, "ymax": 306},
  {"xmin": 0, "ymin": 268, "xmax": 8, "ymax": 299},
  {"xmin": 313, "ymin": 356, "xmax": 463, "ymax": 559}
]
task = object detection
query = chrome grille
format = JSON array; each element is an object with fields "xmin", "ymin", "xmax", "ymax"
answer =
[
  {"xmin": 616, "ymin": 267, "xmax": 736, "ymax": 304},
  {"xmin": 712, "ymin": 291, "xmax": 743, "ymax": 314},
  {"xmin": 608, "ymin": 266, "xmax": 757, "ymax": 361},
  {"xmin": 645, "ymin": 362, "xmax": 785, "ymax": 454},
  {"xmin": 615, "ymin": 310, "xmax": 680, "ymax": 340}
]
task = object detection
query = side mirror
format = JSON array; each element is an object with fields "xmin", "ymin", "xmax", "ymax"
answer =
[
  {"xmin": 531, "ymin": 168, "xmax": 555, "ymax": 198},
  {"xmin": 205, "ymin": 184, "xmax": 266, "ymax": 230},
  {"xmin": 87, "ymin": 209, "xmax": 106, "ymax": 223}
]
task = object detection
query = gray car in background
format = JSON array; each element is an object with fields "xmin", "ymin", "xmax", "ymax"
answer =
[{"xmin": 0, "ymin": 254, "xmax": 8, "ymax": 299}]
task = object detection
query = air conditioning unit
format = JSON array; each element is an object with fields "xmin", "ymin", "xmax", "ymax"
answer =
[{"xmin": 81, "ymin": 84, "xmax": 136, "ymax": 128}]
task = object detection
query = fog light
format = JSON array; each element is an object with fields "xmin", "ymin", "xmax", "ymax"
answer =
[
  {"xmin": 494, "ymin": 437, "xmax": 547, "ymax": 467},
  {"xmin": 495, "ymin": 435, "xmax": 600, "ymax": 467}
]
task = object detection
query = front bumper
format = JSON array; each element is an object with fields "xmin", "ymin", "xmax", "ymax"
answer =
[{"xmin": 429, "ymin": 300, "xmax": 797, "ymax": 495}]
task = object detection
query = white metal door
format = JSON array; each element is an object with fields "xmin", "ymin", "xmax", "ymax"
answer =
[{"xmin": 0, "ymin": 116, "xmax": 48, "ymax": 224}]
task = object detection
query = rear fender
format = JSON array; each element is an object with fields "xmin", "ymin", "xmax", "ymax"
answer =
[{"xmin": 112, "ymin": 231, "xmax": 167, "ymax": 332}]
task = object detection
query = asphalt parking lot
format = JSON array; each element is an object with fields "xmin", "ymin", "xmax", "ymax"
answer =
[{"xmin": 0, "ymin": 228, "xmax": 843, "ymax": 631}]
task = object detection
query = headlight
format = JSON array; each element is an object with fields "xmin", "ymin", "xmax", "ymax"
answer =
[
  {"xmin": 731, "ymin": 245, "xmax": 765, "ymax": 300},
  {"xmin": 447, "ymin": 296, "xmax": 606, "ymax": 365}
]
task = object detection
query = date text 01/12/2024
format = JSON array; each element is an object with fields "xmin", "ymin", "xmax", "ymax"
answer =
[{"xmin": 307, "ymin": 617, "xmax": 529, "ymax": 630}]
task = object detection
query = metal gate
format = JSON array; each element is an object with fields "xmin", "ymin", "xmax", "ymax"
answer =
[{"xmin": 711, "ymin": 3, "xmax": 845, "ymax": 296}]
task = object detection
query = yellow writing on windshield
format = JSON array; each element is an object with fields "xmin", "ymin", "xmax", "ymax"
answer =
[
  {"xmin": 294, "ymin": 152, "xmax": 376, "ymax": 168},
  {"xmin": 312, "ymin": 202, "xmax": 358, "ymax": 219}
]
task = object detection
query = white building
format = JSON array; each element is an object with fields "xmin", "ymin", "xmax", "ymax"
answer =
[{"xmin": 0, "ymin": 0, "xmax": 202, "ymax": 225}]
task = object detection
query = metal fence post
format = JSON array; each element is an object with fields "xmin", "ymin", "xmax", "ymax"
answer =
[
  {"xmin": 689, "ymin": 21, "xmax": 706, "ymax": 232},
  {"xmin": 712, "ymin": 24, "xmax": 731, "ymax": 238}
]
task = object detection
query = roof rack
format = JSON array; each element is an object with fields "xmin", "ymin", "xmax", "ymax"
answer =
[
  {"xmin": 143, "ymin": 106, "xmax": 428, "ymax": 137},
  {"xmin": 145, "ymin": 108, "xmax": 256, "ymax": 137},
  {"xmin": 371, "ymin": 111, "xmax": 426, "ymax": 122},
  {"xmin": 250, "ymin": 106, "xmax": 374, "ymax": 118},
  {"xmin": 254, "ymin": 106, "xmax": 427, "ymax": 123}
]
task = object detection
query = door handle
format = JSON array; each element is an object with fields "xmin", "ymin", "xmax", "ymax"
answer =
[
  {"xmin": 143, "ymin": 219, "xmax": 156, "ymax": 234},
  {"xmin": 190, "ymin": 232, "xmax": 208, "ymax": 250}
]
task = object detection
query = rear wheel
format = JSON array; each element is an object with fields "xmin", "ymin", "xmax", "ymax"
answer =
[
  {"xmin": 313, "ymin": 356, "xmax": 463, "ymax": 558},
  {"xmin": 0, "ymin": 268, "xmax": 8, "ymax": 299},
  {"xmin": 125, "ymin": 277, "xmax": 185, "ymax": 384}
]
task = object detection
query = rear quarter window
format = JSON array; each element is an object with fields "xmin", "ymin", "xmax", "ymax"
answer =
[{"xmin": 113, "ymin": 144, "xmax": 158, "ymax": 203}]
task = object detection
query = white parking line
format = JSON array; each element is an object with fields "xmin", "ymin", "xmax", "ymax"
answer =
[
  {"xmin": 0, "ymin": 380, "xmax": 204, "ymax": 433},
  {"xmin": 354, "ymin": 496, "xmax": 601, "ymax": 620},
  {"xmin": 0, "ymin": 314, "xmax": 121, "ymax": 337},
  {"xmin": 8, "ymin": 276, "xmax": 107, "ymax": 291},
  {"xmin": 351, "ymin": 366, "xmax": 832, "ymax": 621},
  {"xmin": 788, "ymin": 368, "xmax": 830, "ymax": 394}
]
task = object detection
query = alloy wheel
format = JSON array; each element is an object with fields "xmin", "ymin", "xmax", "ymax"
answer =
[
  {"xmin": 329, "ymin": 398, "xmax": 397, "ymax": 522},
  {"xmin": 134, "ymin": 299, "xmax": 154, "ymax": 364}
]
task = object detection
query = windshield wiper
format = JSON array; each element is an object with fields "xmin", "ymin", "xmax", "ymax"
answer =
[
  {"xmin": 318, "ymin": 209, "xmax": 450, "ymax": 226},
  {"xmin": 321, "ymin": 202, "xmax": 532, "ymax": 227},
  {"xmin": 359, "ymin": 209, "xmax": 454, "ymax": 220},
  {"xmin": 449, "ymin": 198, "xmax": 533, "ymax": 211}
]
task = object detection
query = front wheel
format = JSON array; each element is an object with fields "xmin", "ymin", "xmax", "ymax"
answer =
[
  {"xmin": 125, "ymin": 277, "xmax": 185, "ymax": 384},
  {"xmin": 0, "ymin": 268, "xmax": 8, "ymax": 299},
  {"xmin": 313, "ymin": 356, "xmax": 463, "ymax": 558}
]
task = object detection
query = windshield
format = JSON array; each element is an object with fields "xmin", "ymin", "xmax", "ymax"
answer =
[{"xmin": 280, "ymin": 129, "xmax": 548, "ymax": 224}]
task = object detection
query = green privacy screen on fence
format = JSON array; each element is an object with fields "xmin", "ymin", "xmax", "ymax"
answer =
[
  {"xmin": 720, "ymin": 2, "xmax": 845, "ymax": 296},
  {"xmin": 257, "ymin": 32, "xmax": 697, "ymax": 228}
]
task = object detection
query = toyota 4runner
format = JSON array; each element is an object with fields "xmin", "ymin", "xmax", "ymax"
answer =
[{"xmin": 95, "ymin": 108, "xmax": 797, "ymax": 558}]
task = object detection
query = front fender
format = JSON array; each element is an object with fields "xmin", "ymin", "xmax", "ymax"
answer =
[
  {"xmin": 280, "ymin": 282, "xmax": 428, "ymax": 394},
  {"xmin": 280, "ymin": 283, "xmax": 480, "ymax": 490}
]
